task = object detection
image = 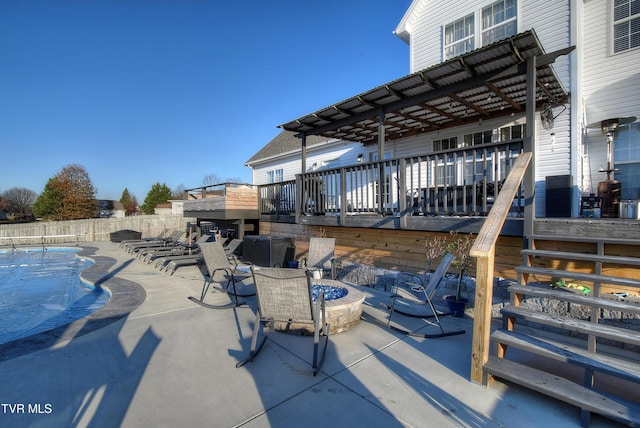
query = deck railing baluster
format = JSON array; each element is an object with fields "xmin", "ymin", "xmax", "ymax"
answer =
[{"xmin": 257, "ymin": 139, "xmax": 525, "ymax": 219}]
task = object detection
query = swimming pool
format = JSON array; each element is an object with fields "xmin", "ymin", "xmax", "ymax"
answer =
[{"xmin": 0, "ymin": 248, "xmax": 110, "ymax": 345}]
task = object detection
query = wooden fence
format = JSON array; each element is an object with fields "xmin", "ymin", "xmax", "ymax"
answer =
[{"xmin": 0, "ymin": 215, "xmax": 193, "ymax": 246}]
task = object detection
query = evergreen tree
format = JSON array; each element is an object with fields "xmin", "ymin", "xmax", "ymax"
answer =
[
  {"xmin": 141, "ymin": 182, "xmax": 172, "ymax": 214},
  {"xmin": 119, "ymin": 188, "xmax": 138, "ymax": 216},
  {"xmin": 32, "ymin": 178, "xmax": 63, "ymax": 220},
  {"xmin": 32, "ymin": 164, "xmax": 97, "ymax": 220}
]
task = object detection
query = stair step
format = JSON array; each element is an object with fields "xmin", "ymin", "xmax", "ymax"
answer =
[
  {"xmin": 507, "ymin": 284, "xmax": 640, "ymax": 315},
  {"xmin": 491, "ymin": 329, "xmax": 640, "ymax": 383},
  {"xmin": 529, "ymin": 235, "xmax": 640, "ymax": 246},
  {"xmin": 500, "ymin": 306, "xmax": 640, "ymax": 346},
  {"xmin": 521, "ymin": 249, "xmax": 640, "ymax": 266},
  {"xmin": 484, "ymin": 356, "xmax": 640, "ymax": 426},
  {"xmin": 515, "ymin": 266, "xmax": 640, "ymax": 288}
]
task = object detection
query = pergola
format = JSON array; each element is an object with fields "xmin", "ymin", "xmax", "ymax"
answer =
[
  {"xmin": 279, "ymin": 29, "xmax": 573, "ymax": 179},
  {"xmin": 279, "ymin": 29, "xmax": 573, "ymax": 236}
]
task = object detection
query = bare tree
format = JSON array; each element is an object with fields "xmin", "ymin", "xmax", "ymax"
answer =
[
  {"xmin": 172, "ymin": 183, "xmax": 186, "ymax": 199},
  {"xmin": 225, "ymin": 176, "xmax": 245, "ymax": 184},
  {"xmin": 202, "ymin": 173, "xmax": 222, "ymax": 187},
  {"xmin": 2, "ymin": 187, "xmax": 37, "ymax": 217}
]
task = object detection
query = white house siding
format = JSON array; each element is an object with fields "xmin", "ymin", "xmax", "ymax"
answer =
[
  {"xmin": 251, "ymin": 157, "xmax": 297, "ymax": 185},
  {"xmin": 522, "ymin": 1, "xmax": 573, "ymax": 217},
  {"xmin": 405, "ymin": 1, "xmax": 572, "ymax": 71},
  {"xmin": 399, "ymin": 0, "xmax": 575, "ymax": 217},
  {"xmin": 392, "ymin": 134, "xmax": 428, "ymax": 158},
  {"xmin": 582, "ymin": 0, "xmax": 640, "ymax": 199},
  {"xmin": 251, "ymin": 141, "xmax": 361, "ymax": 186},
  {"xmin": 583, "ymin": 0, "xmax": 640, "ymax": 123},
  {"xmin": 405, "ymin": 0, "xmax": 467, "ymax": 71}
]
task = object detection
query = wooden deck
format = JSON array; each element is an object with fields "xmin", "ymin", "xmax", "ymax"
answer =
[
  {"xmin": 182, "ymin": 183, "xmax": 260, "ymax": 238},
  {"xmin": 534, "ymin": 217, "xmax": 640, "ymax": 241},
  {"xmin": 258, "ymin": 218, "xmax": 640, "ymax": 282},
  {"xmin": 181, "ymin": 184, "xmax": 640, "ymax": 282},
  {"xmin": 183, "ymin": 184, "xmax": 259, "ymax": 221}
]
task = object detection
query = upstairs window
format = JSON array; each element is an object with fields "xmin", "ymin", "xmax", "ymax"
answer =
[
  {"xmin": 444, "ymin": 14, "xmax": 475, "ymax": 59},
  {"xmin": 613, "ymin": 0, "xmax": 640, "ymax": 53},
  {"xmin": 481, "ymin": 0, "xmax": 518, "ymax": 46},
  {"xmin": 443, "ymin": 1, "xmax": 517, "ymax": 60}
]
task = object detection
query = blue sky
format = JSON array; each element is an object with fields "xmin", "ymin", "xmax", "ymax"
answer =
[{"xmin": 1, "ymin": 0, "xmax": 412, "ymax": 201}]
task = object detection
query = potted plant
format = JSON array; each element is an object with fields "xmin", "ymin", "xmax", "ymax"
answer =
[
  {"xmin": 402, "ymin": 235, "xmax": 448, "ymax": 294},
  {"xmin": 445, "ymin": 231, "xmax": 475, "ymax": 317},
  {"xmin": 424, "ymin": 235, "xmax": 447, "ymax": 274}
]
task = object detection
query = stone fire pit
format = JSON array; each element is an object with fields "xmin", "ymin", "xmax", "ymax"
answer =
[{"xmin": 274, "ymin": 280, "xmax": 365, "ymax": 335}]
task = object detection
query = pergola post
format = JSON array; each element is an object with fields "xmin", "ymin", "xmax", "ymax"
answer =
[
  {"xmin": 523, "ymin": 56, "xmax": 537, "ymax": 238},
  {"xmin": 377, "ymin": 109, "xmax": 386, "ymax": 213},
  {"xmin": 298, "ymin": 133, "xmax": 307, "ymax": 222},
  {"xmin": 295, "ymin": 174, "xmax": 302, "ymax": 224},
  {"xmin": 378, "ymin": 109, "xmax": 385, "ymax": 160},
  {"xmin": 300, "ymin": 133, "xmax": 307, "ymax": 175},
  {"xmin": 399, "ymin": 158, "xmax": 408, "ymax": 227}
]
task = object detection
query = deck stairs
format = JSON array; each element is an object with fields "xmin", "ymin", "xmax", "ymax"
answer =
[{"xmin": 484, "ymin": 235, "xmax": 640, "ymax": 427}]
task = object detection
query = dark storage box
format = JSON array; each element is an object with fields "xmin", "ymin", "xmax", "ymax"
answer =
[
  {"xmin": 545, "ymin": 175, "xmax": 571, "ymax": 218},
  {"xmin": 110, "ymin": 230, "xmax": 142, "ymax": 243},
  {"xmin": 242, "ymin": 236, "xmax": 295, "ymax": 267}
]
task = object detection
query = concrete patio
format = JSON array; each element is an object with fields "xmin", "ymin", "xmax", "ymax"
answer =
[{"xmin": 0, "ymin": 242, "xmax": 626, "ymax": 427}]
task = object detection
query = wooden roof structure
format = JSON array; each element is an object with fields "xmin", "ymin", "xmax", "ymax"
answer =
[{"xmin": 279, "ymin": 30, "xmax": 572, "ymax": 145}]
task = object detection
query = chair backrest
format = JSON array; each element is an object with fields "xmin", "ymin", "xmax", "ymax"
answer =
[
  {"xmin": 251, "ymin": 267, "xmax": 314, "ymax": 323},
  {"xmin": 307, "ymin": 237, "xmax": 335, "ymax": 270},
  {"xmin": 423, "ymin": 252, "xmax": 455, "ymax": 300},
  {"xmin": 223, "ymin": 239, "xmax": 243, "ymax": 255},
  {"xmin": 196, "ymin": 234, "xmax": 213, "ymax": 244},
  {"xmin": 198, "ymin": 241, "xmax": 232, "ymax": 279},
  {"xmin": 165, "ymin": 230, "xmax": 184, "ymax": 242}
]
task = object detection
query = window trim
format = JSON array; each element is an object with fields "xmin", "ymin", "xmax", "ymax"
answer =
[
  {"xmin": 443, "ymin": 14, "xmax": 475, "ymax": 61},
  {"xmin": 442, "ymin": 0, "xmax": 518, "ymax": 61},
  {"xmin": 612, "ymin": 0, "xmax": 640, "ymax": 54},
  {"xmin": 433, "ymin": 136, "xmax": 458, "ymax": 151},
  {"xmin": 481, "ymin": 0, "xmax": 518, "ymax": 47},
  {"xmin": 266, "ymin": 168, "xmax": 284, "ymax": 183}
]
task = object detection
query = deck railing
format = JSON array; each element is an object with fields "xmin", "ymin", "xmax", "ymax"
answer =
[
  {"xmin": 469, "ymin": 152, "xmax": 532, "ymax": 384},
  {"xmin": 258, "ymin": 180, "xmax": 297, "ymax": 218},
  {"xmin": 183, "ymin": 182, "xmax": 258, "ymax": 212},
  {"xmin": 258, "ymin": 139, "xmax": 525, "ymax": 219},
  {"xmin": 184, "ymin": 182, "xmax": 255, "ymax": 199}
]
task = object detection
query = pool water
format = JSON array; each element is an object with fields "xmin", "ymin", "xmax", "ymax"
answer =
[{"xmin": 0, "ymin": 248, "xmax": 110, "ymax": 345}]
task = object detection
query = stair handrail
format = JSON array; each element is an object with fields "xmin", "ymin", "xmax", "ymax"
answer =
[{"xmin": 469, "ymin": 151, "xmax": 532, "ymax": 384}]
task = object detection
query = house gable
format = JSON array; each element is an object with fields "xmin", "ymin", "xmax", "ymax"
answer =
[{"xmin": 245, "ymin": 131, "xmax": 328, "ymax": 166}]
